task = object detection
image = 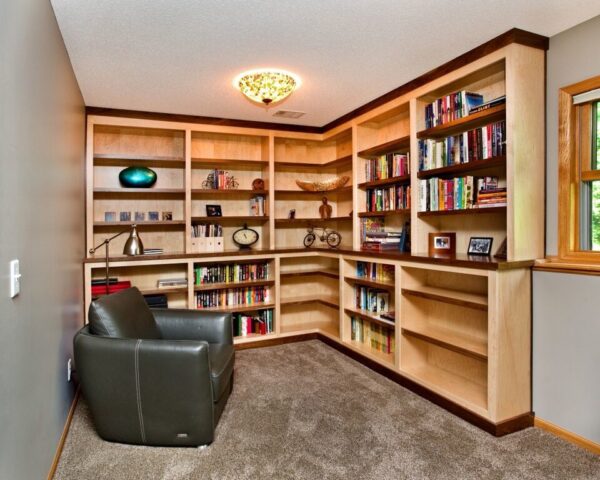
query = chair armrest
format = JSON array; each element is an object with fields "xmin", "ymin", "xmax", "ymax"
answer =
[
  {"xmin": 74, "ymin": 326, "xmax": 215, "ymax": 445},
  {"xmin": 152, "ymin": 309, "xmax": 233, "ymax": 345}
]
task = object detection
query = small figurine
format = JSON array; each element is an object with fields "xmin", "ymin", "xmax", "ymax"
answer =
[
  {"xmin": 252, "ymin": 178, "xmax": 265, "ymax": 190},
  {"xmin": 319, "ymin": 197, "xmax": 332, "ymax": 219},
  {"xmin": 288, "ymin": 209, "xmax": 296, "ymax": 219}
]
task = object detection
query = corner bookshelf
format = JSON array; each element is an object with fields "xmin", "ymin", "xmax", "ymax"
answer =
[{"xmin": 273, "ymin": 130, "xmax": 353, "ymax": 249}]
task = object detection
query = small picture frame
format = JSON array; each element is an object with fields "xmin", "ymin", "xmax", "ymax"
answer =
[
  {"xmin": 206, "ymin": 205, "xmax": 222, "ymax": 217},
  {"xmin": 428, "ymin": 232, "xmax": 456, "ymax": 256},
  {"xmin": 134, "ymin": 211, "xmax": 146, "ymax": 222},
  {"xmin": 119, "ymin": 211, "xmax": 131, "ymax": 222},
  {"xmin": 148, "ymin": 211, "xmax": 159, "ymax": 221},
  {"xmin": 104, "ymin": 211, "xmax": 116, "ymax": 222},
  {"xmin": 468, "ymin": 237, "xmax": 494, "ymax": 256},
  {"xmin": 162, "ymin": 211, "xmax": 173, "ymax": 221}
]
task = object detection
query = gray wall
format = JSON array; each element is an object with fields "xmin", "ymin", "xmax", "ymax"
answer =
[
  {"xmin": 0, "ymin": 0, "xmax": 85, "ymax": 478},
  {"xmin": 533, "ymin": 15, "xmax": 600, "ymax": 444}
]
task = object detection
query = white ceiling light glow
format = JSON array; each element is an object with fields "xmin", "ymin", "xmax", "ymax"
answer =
[{"xmin": 233, "ymin": 68, "xmax": 301, "ymax": 106}]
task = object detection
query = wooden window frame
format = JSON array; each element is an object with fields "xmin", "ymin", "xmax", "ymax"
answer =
[{"xmin": 558, "ymin": 75, "xmax": 600, "ymax": 261}]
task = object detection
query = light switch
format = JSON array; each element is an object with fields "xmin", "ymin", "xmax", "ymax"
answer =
[{"xmin": 10, "ymin": 260, "xmax": 21, "ymax": 298}]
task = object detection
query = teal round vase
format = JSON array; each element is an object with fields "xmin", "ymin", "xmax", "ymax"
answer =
[{"xmin": 119, "ymin": 166, "xmax": 157, "ymax": 188}]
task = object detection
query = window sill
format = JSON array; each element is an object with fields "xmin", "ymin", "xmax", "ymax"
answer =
[{"xmin": 534, "ymin": 257, "xmax": 600, "ymax": 275}]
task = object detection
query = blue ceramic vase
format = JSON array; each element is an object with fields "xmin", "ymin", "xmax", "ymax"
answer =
[{"xmin": 119, "ymin": 166, "xmax": 157, "ymax": 188}]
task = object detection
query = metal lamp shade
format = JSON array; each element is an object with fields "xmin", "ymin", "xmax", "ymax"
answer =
[{"xmin": 123, "ymin": 225, "xmax": 144, "ymax": 256}]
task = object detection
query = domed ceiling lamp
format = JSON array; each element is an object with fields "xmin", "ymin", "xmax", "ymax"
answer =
[{"xmin": 233, "ymin": 68, "xmax": 301, "ymax": 106}]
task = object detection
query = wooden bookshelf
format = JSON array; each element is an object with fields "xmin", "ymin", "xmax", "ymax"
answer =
[
  {"xmin": 358, "ymin": 210, "xmax": 410, "ymax": 218},
  {"xmin": 280, "ymin": 269, "xmax": 339, "ymax": 279},
  {"xmin": 417, "ymin": 156, "xmax": 506, "ymax": 179},
  {"xmin": 357, "ymin": 175, "xmax": 410, "ymax": 189},
  {"xmin": 191, "ymin": 215, "xmax": 269, "ymax": 222},
  {"xmin": 417, "ymin": 206, "xmax": 506, "ymax": 217},
  {"xmin": 344, "ymin": 307, "xmax": 395, "ymax": 328},
  {"xmin": 94, "ymin": 153, "xmax": 185, "ymax": 168},
  {"xmin": 344, "ymin": 275, "xmax": 394, "ymax": 290},
  {"xmin": 280, "ymin": 295, "xmax": 339, "ymax": 309},
  {"xmin": 191, "ymin": 158, "xmax": 269, "ymax": 167},
  {"xmin": 93, "ymin": 187, "xmax": 185, "ymax": 196},
  {"xmin": 192, "ymin": 189, "xmax": 269, "ymax": 196},
  {"xmin": 402, "ymin": 286, "xmax": 487, "ymax": 311},
  {"xmin": 417, "ymin": 104, "xmax": 506, "ymax": 139},
  {"xmin": 275, "ymin": 217, "xmax": 352, "ymax": 226},
  {"xmin": 194, "ymin": 279, "xmax": 274, "ymax": 291},
  {"xmin": 199, "ymin": 302, "xmax": 275, "ymax": 313},
  {"xmin": 401, "ymin": 325, "xmax": 487, "ymax": 360},
  {"xmin": 358, "ymin": 136, "xmax": 411, "ymax": 157},
  {"xmin": 275, "ymin": 186, "xmax": 352, "ymax": 195},
  {"xmin": 93, "ymin": 220, "xmax": 186, "ymax": 227}
]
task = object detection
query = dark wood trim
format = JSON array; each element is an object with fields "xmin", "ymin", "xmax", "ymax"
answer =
[
  {"xmin": 86, "ymin": 106, "xmax": 323, "ymax": 134},
  {"xmin": 358, "ymin": 137, "xmax": 411, "ymax": 157},
  {"xmin": 357, "ymin": 175, "xmax": 411, "ymax": 189},
  {"xmin": 88, "ymin": 29, "xmax": 548, "ymax": 134},
  {"xmin": 47, "ymin": 388, "xmax": 80, "ymax": 480},
  {"xmin": 417, "ymin": 206, "xmax": 506, "ymax": 217},
  {"xmin": 417, "ymin": 156, "xmax": 506, "ymax": 179},
  {"xmin": 417, "ymin": 104, "xmax": 505, "ymax": 139},
  {"xmin": 322, "ymin": 28, "xmax": 548, "ymax": 131},
  {"xmin": 234, "ymin": 332, "xmax": 318, "ymax": 350}
]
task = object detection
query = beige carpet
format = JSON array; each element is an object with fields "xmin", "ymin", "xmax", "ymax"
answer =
[{"xmin": 55, "ymin": 340, "xmax": 599, "ymax": 479}]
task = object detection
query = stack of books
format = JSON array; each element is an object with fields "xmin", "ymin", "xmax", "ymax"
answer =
[
  {"xmin": 365, "ymin": 152, "xmax": 409, "ymax": 181},
  {"xmin": 418, "ymin": 175, "xmax": 506, "ymax": 212},
  {"xmin": 192, "ymin": 223, "xmax": 222, "ymax": 238},
  {"xmin": 475, "ymin": 177, "xmax": 507, "ymax": 208},
  {"xmin": 143, "ymin": 248, "xmax": 164, "ymax": 256},
  {"xmin": 157, "ymin": 278, "xmax": 187, "ymax": 289},
  {"xmin": 469, "ymin": 95, "xmax": 506, "ymax": 114},
  {"xmin": 424, "ymin": 90, "xmax": 484, "ymax": 128},
  {"xmin": 233, "ymin": 309, "xmax": 274, "ymax": 337},
  {"xmin": 362, "ymin": 226, "xmax": 409, "ymax": 252},
  {"xmin": 91, "ymin": 278, "xmax": 131, "ymax": 297},
  {"xmin": 204, "ymin": 169, "xmax": 235, "ymax": 189}
]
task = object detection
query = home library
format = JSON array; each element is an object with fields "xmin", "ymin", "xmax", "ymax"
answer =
[{"xmin": 84, "ymin": 33, "xmax": 545, "ymax": 434}]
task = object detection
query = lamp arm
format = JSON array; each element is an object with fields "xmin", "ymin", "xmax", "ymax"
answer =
[{"xmin": 88, "ymin": 226, "xmax": 135, "ymax": 254}]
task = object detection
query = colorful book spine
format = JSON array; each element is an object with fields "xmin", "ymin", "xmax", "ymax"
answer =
[
  {"xmin": 194, "ymin": 262, "xmax": 269, "ymax": 285},
  {"xmin": 356, "ymin": 262, "xmax": 395, "ymax": 283},
  {"xmin": 424, "ymin": 90, "xmax": 484, "ymax": 129},
  {"xmin": 233, "ymin": 309, "xmax": 274, "ymax": 337},
  {"xmin": 195, "ymin": 286, "xmax": 270, "ymax": 308},
  {"xmin": 365, "ymin": 185, "xmax": 410, "ymax": 212},
  {"xmin": 418, "ymin": 175, "xmax": 507, "ymax": 212},
  {"xmin": 350, "ymin": 317, "xmax": 395, "ymax": 354},
  {"xmin": 365, "ymin": 152, "xmax": 409, "ymax": 181}
]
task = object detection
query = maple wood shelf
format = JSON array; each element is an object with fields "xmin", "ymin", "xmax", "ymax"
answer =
[
  {"xmin": 344, "ymin": 275, "xmax": 395, "ymax": 290},
  {"xmin": 358, "ymin": 209, "xmax": 410, "ymax": 218},
  {"xmin": 94, "ymin": 220, "xmax": 186, "ymax": 228},
  {"xmin": 93, "ymin": 188, "xmax": 185, "ymax": 197},
  {"xmin": 280, "ymin": 295, "xmax": 339, "ymax": 309},
  {"xmin": 280, "ymin": 269, "xmax": 339, "ymax": 279},
  {"xmin": 191, "ymin": 189, "xmax": 268, "ymax": 196},
  {"xmin": 402, "ymin": 286, "xmax": 488, "ymax": 311},
  {"xmin": 194, "ymin": 279, "xmax": 274, "ymax": 291},
  {"xmin": 417, "ymin": 104, "xmax": 506, "ymax": 139},
  {"xmin": 358, "ymin": 136, "xmax": 411, "ymax": 157},
  {"xmin": 417, "ymin": 156, "xmax": 506, "ymax": 179},
  {"xmin": 191, "ymin": 157, "xmax": 268, "ymax": 167},
  {"xmin": 401, "ymin": 325, "xmax": 487, "ymax": 360},
  {"xmin": 357, "ymin": 175, "xmax": 411, "ymax": 189},
  {"xmin": 417, "ymin": 206, "xmax": 506, "ymax": 217},
  {"xmin": 275, "ymin": 155, "xmax": 352, "ymax": 169},
  {"xmin": 343, "ymin": 307, "xmax": 395, "ymax": 328},
  {"xmin": 275, "ymin": 217, "xmax": 352, "ymax": 226},
  {"xmin": 275, "ymin": 186, "xmax": 352, "ymax": 195},
  {"xmin": 198, "ymin": 302, "xmax": 275, "ymax": 313},
  {"xmin": 94, "ymin": 153, "xmax": 185, "ymax": 168},
  {"xmin": 191, "ymin": 216, "xmax": 269, "ymax": 223}
]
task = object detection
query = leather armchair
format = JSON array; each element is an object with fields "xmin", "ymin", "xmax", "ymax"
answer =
[{"xmin": 74, "ymin": 287, "xmax": 234, "ymax": 446}]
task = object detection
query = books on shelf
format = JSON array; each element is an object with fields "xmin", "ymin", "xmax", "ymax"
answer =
[
  {"xmin": 365, "ymin": 185, "xmax": 410, "ymax": 212},
  {"xmin": 418, "ymin": 120, "xmax": 506, "ymax": 171},
  {"xmin": 233, "ymin": 309, "xmax": 274, "ymax": 337},
  {"xmin": 91, "ymin": 280, "xmax": 131, "ymax": 297},
  {"xmin": 191, "ymin": 223, "xmax": 224, "ymax": 253},
  {"xmin": 361, "ymin": 223, "xmax": 409, "ymax": 252},
  {"xmin": 194, "ymin": 262, "xmax": 269, "ymax": 285},
  {"xmin": 204, "ymin": 169, "xmax": 236, "ymax": 190},
  {"xmin": 425, "ymin": 90, "xmax": 484, "ymax": 129},
  {"xmin": 365, "ymin": 152, "xmax": 409, "ymax": 181},
  {"xmin": 355, "ymin": 286, "xmax": 390, "ymax": 314},
  {"xmin": 469, "ymin": 95, "xmax": 506, "ymax": 115},
  {"xmin": 157, "ymin": 278, "xmax": 187, "ymax": 288},
  {"xmin": 418, "ymin": 175, "xmax": 507, "ymax": 212},
  {"xmin": 360, "ymin": 217, "xmax": 385, "ymax": 243},
  {"xmin": 351, "ymin": 317, "xmax": 395, "ymax": 354},
  {"xmin": 195, "ymin": 286, "xmax": 270, "ymax": 309},
  {"xmin": 192, "ymin": 223, "xmax": 222, "ymax": 238},
  {"xmin": 249, "ymin": 195, "xmax": 265, "ymax": 216},
  {"xmin": 356, "ymin": 262, "xmax": 395, "ymax": 283}
]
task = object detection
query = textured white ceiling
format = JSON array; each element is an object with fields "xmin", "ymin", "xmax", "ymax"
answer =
[{"xmin": 51, "ymin": 0, "xmax": 600, "ymax": 127}]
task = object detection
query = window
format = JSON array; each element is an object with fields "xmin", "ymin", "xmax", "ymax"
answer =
[{"xmin": 558, "ymin": 76, "xmax": 600, "ymax": 260}]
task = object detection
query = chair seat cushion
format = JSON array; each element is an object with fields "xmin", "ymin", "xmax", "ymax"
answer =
[{"xmin": 209, "ymin": 344, "xmax": 234, "ymax": 401}]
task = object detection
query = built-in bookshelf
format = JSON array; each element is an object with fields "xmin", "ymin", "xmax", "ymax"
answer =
[{"xmin": 84, "ymin": 33, "xmax": 545, "ymax": 433}]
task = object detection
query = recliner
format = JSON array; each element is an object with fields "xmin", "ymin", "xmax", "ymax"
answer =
[{"xmin": 73, "ymin": 287, "xmax": 234, "ymax": 446}]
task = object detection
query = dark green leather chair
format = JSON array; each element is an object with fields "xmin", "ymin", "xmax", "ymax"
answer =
[{"xmin": 73, "ymin": 287, "xmax": 234, "ymax": 447}]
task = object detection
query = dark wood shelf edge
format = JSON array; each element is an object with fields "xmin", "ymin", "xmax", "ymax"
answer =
[
  {"xmin": 358, "ymin": 210, "xmax": 410, "ymax": 217},
  {"xmin": 417, "ymin": 156, "xmax": 506, "ymax": 179},
  {"xmin": 357, "ymin": 175, "xmax": 411, "ymax": 188},
  {"xmin": 358, "ymin": 136, "xmax": 411, "ymax": 157},
  {"xmin": 280, "ymin": 270, "xmax": 339, "ymax": 279},
  {"xmin": 417, "ymin": 105, "xmax": 506, "ymax": 139},
  {"xmin": 417, "ymin": 206, "xmax": 506, "ymax": 217},
  {"xmin": 344, "ymin": 276, "xmax": 395, "ymax": 290}
]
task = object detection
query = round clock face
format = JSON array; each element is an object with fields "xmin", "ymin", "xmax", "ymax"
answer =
[{"xmin": 233, "ymin": 226, "xmax": 259, "ymax": 248}]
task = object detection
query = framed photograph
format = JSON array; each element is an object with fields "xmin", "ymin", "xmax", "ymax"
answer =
[
  {"xmin": 162, "ymin": 211, "xmax": 173, "ymax": 221},
  {"xmin": 104, "ymin": 211, "xmax": 116, "ymax": 222},
  {"xmin": 428, "ymin": 232, "xmax": 456, "ymax": 256},
  {"xmin": 468, "ymin": 237, "xmax": 494, "ymax": 256},
  {"xmin": 148, "ymin": 211, "xmax": 159, "ymax": 221},
  {"xmin": 206, "ymin": 205, "xmax": 222, "ymax": 217},
  {"xmin": 134, "ymin": 211, "xmax": 146, "ymax": 222},
  {"xmin": 119, "ymin": 211, "xmax": 131, "ymax": 222}
]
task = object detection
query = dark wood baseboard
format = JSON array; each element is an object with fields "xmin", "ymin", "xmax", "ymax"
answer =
[
  {"xmin": 241, "ymin": 333, "xmax": 533, "ymax": 436},
  {"xmin": 47, "ymin": 387, "xmax": 80, "ymax": 480}
]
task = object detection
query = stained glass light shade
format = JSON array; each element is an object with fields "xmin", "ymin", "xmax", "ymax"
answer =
[{"xmin": 233, "ymin": 69, "xmax": 301, "ymax": 106}]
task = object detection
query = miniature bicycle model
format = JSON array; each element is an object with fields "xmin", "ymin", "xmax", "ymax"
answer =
[{"xmin": 303, "ymin": 226, "xmax": 341, "ymax": 248}]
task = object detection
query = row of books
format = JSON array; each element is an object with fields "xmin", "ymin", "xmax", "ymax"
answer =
[
  {"xmin": 355, "ymin": 286, "xmax": 390, "ymax": 314},
  {"xmin": 233, "ymin": 309, "xmax": 274, "ymax": 337},
  {"xmin": 362, "ymin": 228, "xmax": 409, "ymax": 252},
  {"xmin": 249, "ymin": 196, "xmax": 266, "ymax": 216},
  {"xmin": 365, "ymin": 185, "xmax": 410, "ymax": 212},
  {"xmin": 194, "ymin": 262, "xmax": 270, "ymax": 285},
  {"xmin": 356, "ymin": 261, "xmax": 394, "ymax": 283},
  {"xmin": 195, "ymin": 286, "xmax": 271, "ymax": 309},
  {"xmin": 192, "ymin": 223, "xmax": 223, "ymax": 238},
  {"xmin": 204, "ymin": 170, "xmax": 236, "ymax": 190},
  {"xmin": 424, "ymin": 90, "xmax": 484, "ymax": 129},
  {"xmin": 418, "ymin": 120, "xmax": 506, "ymax": 171},
  {"xmin": 350, "ymin": 317, "xmax": 395, "ymax": 354},
  {"xmin": 364, "ymin": 153, "xmax": 409, "ymax": 181},
  {"xmin": 418, "ymin": 176, "xmax": 507, "ymax": 212}
]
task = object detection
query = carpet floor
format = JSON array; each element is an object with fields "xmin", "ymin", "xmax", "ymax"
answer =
[{"xmin": 54, "ymin": 340, "xmax": 599, "ymax": 480}]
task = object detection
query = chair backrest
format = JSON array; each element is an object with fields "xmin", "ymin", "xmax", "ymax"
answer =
[{"xmin": 88, "ymin": 287, "xmax": 161, "ymax": 339}]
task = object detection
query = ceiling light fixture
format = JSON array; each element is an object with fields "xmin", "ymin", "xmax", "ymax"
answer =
[{"xmin": 233, "ymin": 68, "xmax": 301, "ymax": 106}]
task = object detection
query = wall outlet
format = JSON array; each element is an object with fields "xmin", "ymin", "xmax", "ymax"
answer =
[{"xmin": 67, "ymin": 358, "xmax": 72, "ymax": 382}]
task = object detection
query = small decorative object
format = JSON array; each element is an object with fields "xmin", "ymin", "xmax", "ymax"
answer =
[
  {"xmin": 468, "ymin": 237, "xmax": 493, "ymax": 256},
  {"xmin": 206, "ymin": 205, "xmax": 222, "ymax": 217},
  {"xmin": 202, "ymin": 172, "xmax": 216, "ymax": 189},
  {"xmin": 135, "ymin": 212, "xmax": 146, "ymax": 222},
  {"xmin": 303, "ymin": 226, "xmax": 341, "ymax": 249},
  {"xmin": 494, "ymin": 237, "xmax": 508, "ymax": 259},
  {"xmin": 252, "ymin": 178, "xmax": 265, "ymax": 190},
  {"xmin": 202, "ymin": 172, "xmax": 238, "ymax": 189},
  {"xmin": 148, "ymin": 211, "xmax": 159, "ymax": 221},
  {"xmin": 295, "ymin": 175, "xmax": 349, "ymax": 192},
  {"xmin": 232, "ymin": 223, "xmax": 259, "ymax": 249},
  {"xmin": 225, "ymin": 174, "xmax": 239, "ymax": 189},
  {"xmin": 120, "ymin": 211, "xmax": 131, "ymax": 222},
  {"xmin": 428, "ymin": 232, "xmax": 456, "ymax": 256},
  {"xmin": 319, "ymin": 197, "xmax": 332, "ymax": 219},
  {"xmin": 162, "ymin": 212, "xmax": 173, "ymax": 221},
  {"xmin": 118, "ymin": 166, "xmax": 157, "ymax": 188},
  {"xmin": 288, "ymin": 209, "xmax": 296, "ymax": 219},
  {"xmin": 104, "ymin": 212, "xmax": 116, "ymax": 222}
]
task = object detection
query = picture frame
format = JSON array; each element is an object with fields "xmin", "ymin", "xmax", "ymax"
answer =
[
  {"xmin": 134, "ymin": 211, "xmax": 146, "ymax": 222},
  {"xmin": 468, "ymin": 237, "xmax": 494, "ymax": 256},
  {"xmin": 428, "ymin": 232, "xmax": 456, "ymax": 256},
  {"xmin": 119, "ymin": 211, "xmax": 131, "ymax": 222},
  {"xmin": 206, "ymin": 205, "xmax": 222, "ymax": 217},
  {"xmin": 162, "ymin": 211, "xmax": 173, "ymax": 221},
  {"xmin": 148, "ymin": 211, "xmax": 159, "ymax": 221},
  {"xmin": 104, "ymin": 211, "xmax": 116, "ymax": 222}
]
